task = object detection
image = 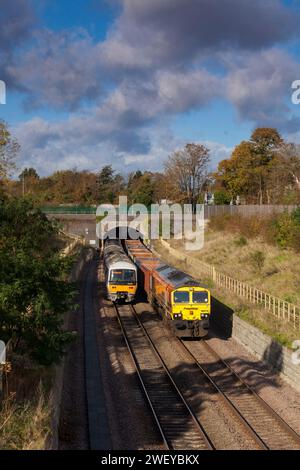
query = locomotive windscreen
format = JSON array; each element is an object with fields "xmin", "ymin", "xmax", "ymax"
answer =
[{"xmin": 110, "ymin": 269, "xmax": 136, "ymax": 284}]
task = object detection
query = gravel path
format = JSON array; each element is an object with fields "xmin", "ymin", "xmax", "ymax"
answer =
[{"xmin": 58, "ymin": 263, "xmax": 89, "ymax": 450}]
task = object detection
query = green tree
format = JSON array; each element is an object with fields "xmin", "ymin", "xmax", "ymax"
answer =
[
  {"xmin": 127, "ymin": 171, "xmax": 156, "ymax": 207},
  {"xmin": 96, "ymin": 165, "xmax": 124, "ymax": 203},
  {"xmin": 0, "ymin": 198, "xmax": 75, "ymax": 365},
  {"xmin": 19, "ymin": 167, "xmax": 39, "ymax": 180},
  {"xmin": 214, "ymin": 190, "xmax": 231, "ymax": 205}
]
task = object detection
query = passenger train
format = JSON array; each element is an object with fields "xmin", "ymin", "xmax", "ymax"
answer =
[
  {"xmin": 125, "ymin": 239, "xmax": 211, "ymax": 337},
  {"xmin": 103, "ymin": 239, "xmax": 138, "ymax": 303}
]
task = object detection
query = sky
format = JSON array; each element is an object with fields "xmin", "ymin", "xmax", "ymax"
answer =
[{"xmin": 1, "ymin": 0, "xmax": 300, "ymax": 177}]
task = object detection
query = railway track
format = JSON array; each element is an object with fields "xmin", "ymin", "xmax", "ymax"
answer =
[
  {"xmin": 180, "ymin": 339, "xmax": 300, "ymax": 450},
  {"xmin": 114, "ymin": 303, "xmax": 214, "ymax": 450}
]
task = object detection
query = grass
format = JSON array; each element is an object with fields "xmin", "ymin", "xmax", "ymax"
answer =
[
  {"xmin": 0, "ymin": 354, "xmax": 54, "ymax": 450},
  {"xmin": 0, "ymin": 385, "xmax": 51, "ymax": 450},
  {"xmin": 168, "ymin": 227, "xmax": 300, "ymax": 307}
]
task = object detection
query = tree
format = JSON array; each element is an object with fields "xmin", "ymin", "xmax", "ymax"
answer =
[
  {"xmin": 127, "ymin": 171, "xmax": 156, "ymax": 207},
  {"xmin": 165, "ymin": 143, "xmax": 210, "ymax": 211},
  {"xmin": 19, "ymin": 167, "xmax": 39, "ymax": 180},
  {"xmin": 0, "ymin": 198, "xmax": 75, "ymax": 365},
  {"xmin": 18, "ymin": 168, "xmax": 40, "ymax": 197},
  {"xmin": 0, "ymin": 120, "xmax": 19, "ymax": 180},
  {"xmin": 215, "ymin": 128, "xmax": 285, "ymax": 204},
  {"xmin": 250, "ymin": 128, "xmax": 283, "ymax": 204},
  {"xmin": 96, "ymin": 165, "xmax": 124, "ymax": 203}
]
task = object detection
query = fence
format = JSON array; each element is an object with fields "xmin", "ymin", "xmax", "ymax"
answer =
[
  {"xmin": 41, "ymin": 206, "xmax": 97, "ymax": 214},
  {"xmin": 204, "ymin": 204, "xmax": 299, "ymax": 219},
  {"xmin": 59, "ymin": 230, "xmax": 85, "ymax": 257},
  {"xmin": 159, "ymin": 239, "xmax": 300, "ymax": 330},
  {"xmin": 41, "ymin": 204, "xmax": 299, "ymax": 218}
]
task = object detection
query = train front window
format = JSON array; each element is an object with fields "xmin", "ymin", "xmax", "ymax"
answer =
[
  {"xmin": 193, "ymin": 291, "xmax": 209, "ymax": 303},
  {"xmin": 110, "ymin": 269, "xmax": 136, "ymax": 284},
  {"xmin": 173, "ymin": 291, "xmax": 190, "ymax": 303}
]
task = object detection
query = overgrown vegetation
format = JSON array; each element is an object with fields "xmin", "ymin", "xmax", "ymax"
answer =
[
  {"xmin": 0, "ymin": 198, "xmax": 76, "ymax": 365},
  {"xmin": 0, "ymin": 382, "xmax": 51, "ymax": 450},
  {"xmin": 249, "ymin": 250, "xmax": 266, "ymax": 272},
  {"xmin": 209, "ymin": 208, "xmax": 300, "ymax": 253}
]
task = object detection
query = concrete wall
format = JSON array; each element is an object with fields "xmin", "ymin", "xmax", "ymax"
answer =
[
  {"xmin": 47, "ymin": 214, "xmax": 97, "ymax": 245},
  {"xmin": 211, "ymin": 305, "xmax": 300, "ymax": 392}
]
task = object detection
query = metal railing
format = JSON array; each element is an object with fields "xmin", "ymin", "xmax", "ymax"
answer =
[{"xmin": 40, "ymin": 206, "xmax": 97, "ymax": 214}]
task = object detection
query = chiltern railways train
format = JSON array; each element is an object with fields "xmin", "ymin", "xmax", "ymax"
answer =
[{"xmin": 103, "ymin": 239, "xmax": 138, "ymax": 303}]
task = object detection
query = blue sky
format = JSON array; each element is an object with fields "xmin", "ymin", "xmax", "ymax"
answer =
[{"xmin": 1, "ymin": 0, "xmax": 300, "ymax": 176}]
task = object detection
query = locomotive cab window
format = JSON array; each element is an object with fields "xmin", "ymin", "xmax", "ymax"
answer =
[
  {"xmin": 193, "ymin": 291, "xmax": 209, "ymax": 303},
  {"xmin": 110, "ymin": 269, "xmax": 136, "ymax": 284},
  {"xmin": 173, "ymin": 291, "xmax": 190, "ymax": 303}
]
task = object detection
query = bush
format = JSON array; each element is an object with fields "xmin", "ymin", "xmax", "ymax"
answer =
[
  {"xmin": 214, "ymin": 190, "xmax": 231, "ymax": 205},
  {"xmin": 292, "ymin": 207, "xmax": 300, "ymax": 226},
  {"xmin": 234, "ymin": 236, "xmax": 247, "ymax": 247},
  {"xmin": 291, "ymin": 226, "xmax": 300, "ymax": 253},
  {"xmin": 249, "ymin": 250, "xmax": 265, "ymax": 271},
  {"xmin": 272, "ymin": 212, "xmax": 294, "ymax": 249},
  {"xmin": 209, "ymin": 210, "xmax": 300, "ymax": 254}
]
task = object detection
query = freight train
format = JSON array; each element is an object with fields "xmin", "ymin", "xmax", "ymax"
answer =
[
  {"xmin": 125, "ymin": 239, "xmax": 211, "ymax": 337},
  {"xmin": 103, "ymin": 239, "xmax": 138, "ymax": 302}
]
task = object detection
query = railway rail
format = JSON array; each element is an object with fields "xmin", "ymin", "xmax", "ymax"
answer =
[
  {"xmin": 180, "ymin": 339, "xmax": 300, "ymax": 450},
  {"xmin": 114, "ymin": 302, "xmax": 214, "ymax": 450}
]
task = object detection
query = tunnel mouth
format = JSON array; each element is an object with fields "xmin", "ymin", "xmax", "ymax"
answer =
[{"xmin": 102, "ymin": 225, "xmax": 144, "ymax": 241}]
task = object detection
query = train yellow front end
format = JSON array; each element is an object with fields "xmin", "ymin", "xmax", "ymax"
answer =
[
  {"xmin": 104, "ymin": 240, "xmax": 138, "ymax": 303},
  {"xmin": 125, "ymin": 240, "xmax": 211, "ymax": 337},
  {"xmin": 171, "ymin": 286, "xmax": 211, "ymax": 337},
  {"xmin": 107, "ymin": 269, "xmax": 137, "ymax": 303}
]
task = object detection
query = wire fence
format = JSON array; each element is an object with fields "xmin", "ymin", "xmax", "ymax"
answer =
[
  {"xmin": 204, "ymin": 204, "xmax": 298, "ymax": 219},
  {"xmin": 160, "ymin": 239, "xmax": 300, "ymax": 330},
  {"xmin": 40, "ymin": 206, "xmax": 97, "ymax": 214},
  {"xmin": 40, "ymin": 204, "xmax": 299, "ymax": 217}
]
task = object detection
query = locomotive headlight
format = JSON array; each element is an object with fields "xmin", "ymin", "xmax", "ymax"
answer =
[
  {"xmin": 174, "ymin": 313, "xmax": 182, "ymax": 319},
  {"xmin": 201, "ymin": 313, "xmax": 209, "ymax": 319}
]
